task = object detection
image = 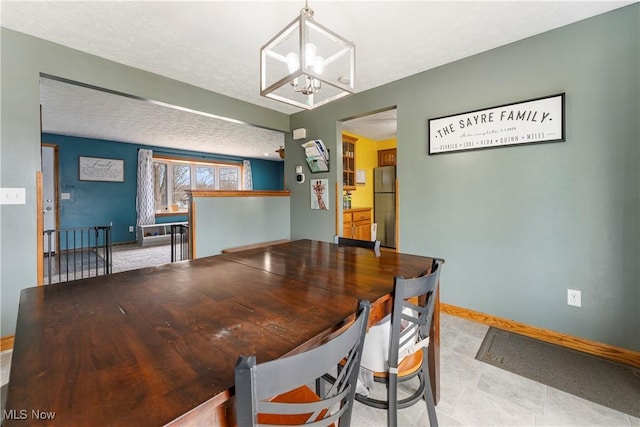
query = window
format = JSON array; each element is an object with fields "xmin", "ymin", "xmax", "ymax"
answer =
[
  {"xmin": 153, "ymin": 163, "xmax": 167, "ymax": 208},
  {"xmin": 153, "ymin": 158, "xmax": 242, "ymax": 212},
  {"xmin": 219, "ymin": 167, "xmax": 239, "ymax": 190}
]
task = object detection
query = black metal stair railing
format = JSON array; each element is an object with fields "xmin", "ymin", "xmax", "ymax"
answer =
[{"xmin": 43, "ymin": 226, "xmax": 112, "ymax": 285}]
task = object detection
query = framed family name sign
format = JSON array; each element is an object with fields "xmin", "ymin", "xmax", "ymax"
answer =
[{"xmin": 428, "ymin": 93, "xmax": 565, "ymax": 155}]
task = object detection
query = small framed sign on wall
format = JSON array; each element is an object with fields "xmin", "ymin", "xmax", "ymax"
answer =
[
  {"xmin": 79, "ymin": 156, "xmax": 124, "ymax": 182},
  {"xmin": 428, "ymin": 93, "xmax": 565, "ymax": 155}
]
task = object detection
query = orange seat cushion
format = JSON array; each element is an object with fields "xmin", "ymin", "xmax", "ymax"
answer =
[
  {"xmin": 372, "ymin": 349, "xmax": 423, "ymax": 379},
  {"xmin": 257, "ymin": 386, "xmax": 335, "ymax": 426}
]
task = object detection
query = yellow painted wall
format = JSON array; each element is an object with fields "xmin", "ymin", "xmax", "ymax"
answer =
[
  {"xmin": 343, "ymin": 131, "xmax": 375, "ymax": 208},
  {"xmin": 377, "ymin": 138, "xmax": 397, "ymax": 151},
  {"xmin": 341, "ymin": 133, "xmax": 397, "ymax": 209}
]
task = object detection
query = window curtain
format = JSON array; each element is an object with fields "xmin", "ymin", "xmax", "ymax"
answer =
[
  {"xmin": 243, "ymin": 160, "xmax": 253, "ymax": 190},
  {"xmin": 136, "ymin": 149, "xmax": 156, "ymax": 226}
]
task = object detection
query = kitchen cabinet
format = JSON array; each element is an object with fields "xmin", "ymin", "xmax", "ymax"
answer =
[
  {"xmin": 343, "ymin": 208, "xmax": 372, "ymax": 241},
  {"xmin": 343, "ymin": 135, "xmax": 358, "ymax": 190},
  {"xmin": 378, "ymin": 148, "xmax": 397, "ymax": 166}
]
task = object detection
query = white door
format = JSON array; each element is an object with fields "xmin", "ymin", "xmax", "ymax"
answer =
[{"xmin": 42, "ymin": 146, "xmax": 57, "ymax": 253}]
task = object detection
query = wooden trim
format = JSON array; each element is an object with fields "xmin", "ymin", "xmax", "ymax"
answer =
[
  {"xmin": 155, "ymin": 211, "xmax": 189, "ymax": 218},
  {"xmin": 394, "ymin": 178, "xmax": 399, "ymax": 249},
  {"xmin": 221, "ymin": 239, "xmax": 290, "ymax": 253},
  {"xmin": 189, "ymin": 199, "xmax": 196, "ymax": 259},
  {"xmin": 152, "ymin": 153, "xmax": 242, "ymax": 167},
  {"xmin": 189, "ymin": 190, "xmax": 290, "ymax": 198},
  {"xmin": 343, "ymin": 207, "xmax": 371, "ymax": 214},
  {"xmin": 342, "ymin": 134, "xmax": 358, "ymax": 143},
  {"xmin": 335, "ymin": 182, "xmax": 339, "ymax": 236},
  {"xmin": 441, "ymin": 303, "xmax": 640, "ymax": 368},
  {"xmin": 36, "ymin": 171, "xmax": 44, "ymax": 285},
  {"xmin": 1, "ymin": 335, "xmax": 14, "ymax": 351}
]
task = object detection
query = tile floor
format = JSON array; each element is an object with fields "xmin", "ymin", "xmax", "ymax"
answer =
[
  {"xmin": 1, "ymin": 314, "xmax": 638, "ymax": 426},
  {"xmin": 349, "ymin": 314, "xmax": 639, "ymax": 426}
]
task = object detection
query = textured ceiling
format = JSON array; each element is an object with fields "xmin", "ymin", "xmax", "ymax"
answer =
[
  {"xmin": 342, "ymin": 109, "xmax": 397, "ymax": 142},
  {"xmin": 40, "ymin": 77, "xmax": 287, "ymax": 160},
  {"xmin": 2, "ymin": 1, "xmax": 632, "ymax": 159}
]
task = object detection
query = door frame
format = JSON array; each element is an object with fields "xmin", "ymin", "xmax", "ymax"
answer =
[
  {"xmin": 37, "ymin": 171, "xmax": 43, "ymax": 285},
  {"xmin": 338, "ymin": 107, "xmax": 399, "ymax": 249}
]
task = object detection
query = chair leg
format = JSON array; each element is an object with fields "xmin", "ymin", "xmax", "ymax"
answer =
[
  {"xmin": 422, "ymin": 363, "xmax": 438, "ymax": 427},
  {"xmin": 388, "ymin": 372, "xmax": 398, "ymax": 427}
]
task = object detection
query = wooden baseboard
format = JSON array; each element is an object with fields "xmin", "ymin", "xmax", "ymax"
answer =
[
  {"xmin": 441, "ymin": 303, "xmax": 640, "ymax": 368},
  {"xmin": 1, "ymin": 335, "xmax": 14, "ymax": 351}
]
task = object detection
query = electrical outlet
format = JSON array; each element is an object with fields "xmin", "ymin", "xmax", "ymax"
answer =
[
  {"xmin": 129, "ymin": 226, "xmax": 134, "ymax": 232},
  {"xmin": 567, "ymin": 289, "xmax": 581, "ymax": 307}
]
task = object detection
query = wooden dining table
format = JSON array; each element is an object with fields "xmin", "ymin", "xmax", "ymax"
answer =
[{"xmin": 4, "ymin": 239, "xmax": 442, "ymax": 426}]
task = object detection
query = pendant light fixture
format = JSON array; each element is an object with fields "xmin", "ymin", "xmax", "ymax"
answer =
[{"xmin": 260, "ymin": 0, "xmax": 355, "ymax": 110}]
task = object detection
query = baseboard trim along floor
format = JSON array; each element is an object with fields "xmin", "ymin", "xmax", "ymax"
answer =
[{"xmin": 441, "ymin": 303, "xmax": 640, "ymax": 368}]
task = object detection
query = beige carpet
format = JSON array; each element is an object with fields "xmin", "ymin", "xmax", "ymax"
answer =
[{"xmin": 111, "ymin": 243, "xmax": 174, "ymax": 273}]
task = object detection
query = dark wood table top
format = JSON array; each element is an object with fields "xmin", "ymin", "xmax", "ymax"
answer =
[{"xmin": 5, "ymin": 239, "xmax": 437, "ymax": 426}]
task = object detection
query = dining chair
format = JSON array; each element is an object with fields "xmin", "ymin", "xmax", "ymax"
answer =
[
  {"xmin": 355, "ymin": 259, "xmax": 443, "ymax": 427},
  {"xmin": 234, "ymin": 299, "xmax": 371, "ymax": 427},
  {"xmin": 333, "ymin": 235, "xmax": 381, "ymax": 254}
]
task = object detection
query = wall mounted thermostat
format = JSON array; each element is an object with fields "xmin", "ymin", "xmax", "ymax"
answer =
[{"xmin": 295, "ymin": 165, "xmax": 305, "ymax": 183}]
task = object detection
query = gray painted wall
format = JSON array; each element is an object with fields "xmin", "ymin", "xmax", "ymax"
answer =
[
  {"xmin": 0, "ymin": 29, "xmax": 289, "ymax": 336},
  {"xmin": 193, "ymin": 195, "xmax": 290, "ymax": 257},
  {"xmin": 1, "ymin": 6, "xmax": 638, "ymax": 352},
  {"xmin": 288, "ymin": 5, "xmax": 639, "ymax": 351}
]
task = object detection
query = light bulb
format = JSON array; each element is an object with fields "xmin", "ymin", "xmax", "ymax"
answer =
[
  {"xmin": 314, "ymin": 56, "xmax": 324, "ymax": 74},
  {"xmin": 286, "ymin": 52, "xmax": 299, "ymax": 73},
  {"xmin": 305, "ymin": 43, "xmax": 317, "ymax": 69}
]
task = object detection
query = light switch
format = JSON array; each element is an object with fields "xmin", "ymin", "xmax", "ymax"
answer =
[
  {"xmin": 0, "ymin": 188, "xmax": 26, "ymax": 205},
  {"xmin": 61, "ymin": 192, "xmax": 71, "ymax": 200}
]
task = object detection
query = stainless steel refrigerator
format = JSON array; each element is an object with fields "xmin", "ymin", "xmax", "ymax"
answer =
[{"xmin": 374, "ymin": 166, "xmax": 396, "ymax": 248}]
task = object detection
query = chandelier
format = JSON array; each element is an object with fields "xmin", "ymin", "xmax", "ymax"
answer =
[{"xmin": 260, "ymin": 1, "xmax": 355, "ymax": 110}]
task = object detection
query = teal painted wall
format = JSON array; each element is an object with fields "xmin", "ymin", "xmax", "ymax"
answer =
[
  {"xmin": 42, "ymin": 133, "xmax": 284, "ymax": 244},
  {"xmin": 288, "ymin": 5, "xmax": 639, "ymax": 351},
  {"xmin": 0, "ymin": 28, "xmax": 289, "ymax": 336}
]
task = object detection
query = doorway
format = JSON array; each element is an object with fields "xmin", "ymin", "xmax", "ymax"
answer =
[
  {"xmin": 340, "ymin": 107, "xmax": 398, "ymax": 248},
  {"xmin": 41, "ymin": 144, "xmax": 59, "ymax": 253}
]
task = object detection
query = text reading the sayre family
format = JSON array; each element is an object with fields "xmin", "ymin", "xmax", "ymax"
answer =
[{"xmin": 428, "ymin": 94, "xmax": 564, "ymax": 154}]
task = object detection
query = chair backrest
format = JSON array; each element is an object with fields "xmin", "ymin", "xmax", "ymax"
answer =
[
  {"xmin": 333, "ymin": 235, "xmax": 381, "ymax": 254},
  {"xmin": 388, "ymin": 259, "xmax": 442, "ymax": 370},
  {"xmin": 235, "ymin": 299, "xmax": 371, "ymax": 427}
]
